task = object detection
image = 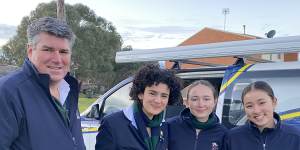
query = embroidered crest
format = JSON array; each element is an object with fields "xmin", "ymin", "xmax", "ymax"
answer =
[{"xmin": 211, "ymin": 142, "xmax": 218, "ymax": 150}]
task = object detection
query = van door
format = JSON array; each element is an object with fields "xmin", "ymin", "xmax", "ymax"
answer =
[
  {"xmin": 81, "ymin": 77, "xmax": 133, "ymax": 150},
  {"xmin": 219, "ymin": 67, "xmax": 300, "ymax": 128}
]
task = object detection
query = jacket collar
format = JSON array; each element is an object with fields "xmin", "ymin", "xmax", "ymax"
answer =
[
  {"xmin": 22, "ymin": 58, "xmax": 78, "ymax": 93},
  {"xmin": 180, "ymin": 107, "xmax": 220, "ymax": 130},
  {"xmin": 123, "ymin": 104, "xmax": 166, "ymax": 150},
  {"xmin": 123, "ymin": 104, "xmax": 138, "ymax": 129},
  {"xmin": 247, "ymin": 112, "xmax": 281, "ymax": 134}
]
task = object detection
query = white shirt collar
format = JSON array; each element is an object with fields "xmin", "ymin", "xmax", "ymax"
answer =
[{"xmin": 58, "ymin": 79, "xmax": 70, "ymax": 105}]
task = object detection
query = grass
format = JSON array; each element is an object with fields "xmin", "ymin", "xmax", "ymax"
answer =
[{"xmin": 78, "ymin": 97, "xmax": 97, "ymax": 113}]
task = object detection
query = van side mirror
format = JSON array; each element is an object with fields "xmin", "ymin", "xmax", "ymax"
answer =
[{"xmin": 86, "ymin": 104, "xmax": 100, "ymax": 120}]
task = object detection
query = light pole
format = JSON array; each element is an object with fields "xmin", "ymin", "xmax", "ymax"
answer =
[{"xmin": 222, "ymin": 8, "xmax": 230, "ymax": 31}]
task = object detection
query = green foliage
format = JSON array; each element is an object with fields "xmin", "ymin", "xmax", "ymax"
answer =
[
  {"xmin": 78, "ymin": 97, "xmax": 97, "ymax": 113},
  {"xmin": 1, "ymin": 17, "xmax": 29, "ymax": 65},
  {"xmin": 0, "ymin": 1, "xmax": 141, "ymax": 93}
]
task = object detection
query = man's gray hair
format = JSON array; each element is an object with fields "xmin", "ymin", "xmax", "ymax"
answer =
[{"xmin": 27, "ymin": 17, "xmax": 75, "ymax": 48}]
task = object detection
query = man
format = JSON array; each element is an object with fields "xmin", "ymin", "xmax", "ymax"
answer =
[{"xmin": 0, "ymin": 17, "xmax": 85, "ymax": 150}]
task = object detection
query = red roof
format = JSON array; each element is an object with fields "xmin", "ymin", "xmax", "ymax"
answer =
[{"xmin": 179, "ymin": 27, "xmax": 261, "ymax": 46}]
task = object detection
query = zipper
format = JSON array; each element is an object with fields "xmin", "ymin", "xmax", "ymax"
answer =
[
  {"xmin": 261, "ymin": 133, "xmax": 267, "ymax": 150},
  {"xmin": 158, "ymin": 130, "xmax": 164, "ymax": 149},
  {"xmin": 194, "ymin": 130, "xmax": 200, "ymax": 150}
]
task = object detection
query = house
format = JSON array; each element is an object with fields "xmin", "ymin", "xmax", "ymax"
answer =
[
  {"xmin": 165, "ymin": 27, "xmax": 298, "ymax": 69},
  {"xmin": 0, "ymin": 64, "xmax": 19, "ymax": 77}
]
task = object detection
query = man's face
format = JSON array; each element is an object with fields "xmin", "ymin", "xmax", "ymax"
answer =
[{"xmin": 27, "ymin": 32, "xmax": 71, "ymax": 83}]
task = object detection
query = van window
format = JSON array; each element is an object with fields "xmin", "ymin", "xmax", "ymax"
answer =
[
  {"xmin": 103, "ymin": 83, "xmax": 133, "ymax": 116},
  {"xmin": 228, "ymin": 82, "xmax": 248, "ymax": 124},
  {"xmin": 222, "ymin": 70, "xmax": 300, "ymax": 127}
]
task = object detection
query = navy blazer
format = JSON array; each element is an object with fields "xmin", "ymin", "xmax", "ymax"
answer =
[
  {"xmin": 223, "ymin": 113, "xmax": 300, "ymax": 150},
  {"xmin": 95, "ymin": 105, "xmax": 168, "ymax": 150},
  {"xmin": 0, "ymin": 59, "xmax": 85, "ymax": 150},
  {"xmin": 167, "ymin": 108, "xmax": 227, "ymax": 150}
]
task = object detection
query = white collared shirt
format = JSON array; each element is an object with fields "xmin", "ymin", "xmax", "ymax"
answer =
[{"xmin": 58, "ymin": 79, "xmax": 70, "ymax": 105}]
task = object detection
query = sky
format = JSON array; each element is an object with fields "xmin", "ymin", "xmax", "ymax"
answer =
[{"xmin": 0, "ymin": 0, "xmax": 300, "ymax": 49}]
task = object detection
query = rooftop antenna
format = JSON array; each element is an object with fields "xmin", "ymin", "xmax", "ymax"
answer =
[
  {"xmin": 222, "ymin": 8, "xmax": 230, "ymax": 31},
  {"xmin": 266, "ymin": 30, "xmax": 276, "ymax": 38}
]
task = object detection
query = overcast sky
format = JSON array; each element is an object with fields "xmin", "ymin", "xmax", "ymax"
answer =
[{"xmin": 0, "ymin": 0, "xmax": 300, "ymax": 49}]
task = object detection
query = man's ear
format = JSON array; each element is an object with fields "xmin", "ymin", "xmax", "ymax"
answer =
[{"xmin": 27, "ymin": 44, "xmax": 33, "ymax": 59}]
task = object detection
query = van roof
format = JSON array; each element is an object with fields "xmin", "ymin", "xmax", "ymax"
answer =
[
  {"xmin": 249, "ymin": 61, "xmax": 300, "ymax": 71},
  {"xmin": 116, "ymin": 36, "xmax": 300, "ymax": 63}
]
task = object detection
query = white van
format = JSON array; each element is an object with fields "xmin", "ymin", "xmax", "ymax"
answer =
[{"xmin": 81, "ymin": 36, "xmax": 300, "ymax": 149}]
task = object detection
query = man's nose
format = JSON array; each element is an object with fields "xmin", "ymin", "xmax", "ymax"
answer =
[{"xmin": 51, "ymin": 50, "xmax": 62, "ymax": 62}]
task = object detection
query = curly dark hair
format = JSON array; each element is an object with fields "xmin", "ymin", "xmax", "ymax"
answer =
[{"xmin": 129, "ymin": 64, "xmax": 182, "ymax": 105}]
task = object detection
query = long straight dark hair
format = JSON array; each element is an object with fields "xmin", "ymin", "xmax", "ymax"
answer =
[{"xmin": 241, "ymin": 81, "xmax": 275, "ymax": 103}]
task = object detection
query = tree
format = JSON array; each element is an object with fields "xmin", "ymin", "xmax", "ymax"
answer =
[
  {"xmin": 1, "ymin": 1, "xmax": 124, "ymax": 93},
  {"xmin": 57, "ymin": 0, "xmax": 66, "ymax": 21}
]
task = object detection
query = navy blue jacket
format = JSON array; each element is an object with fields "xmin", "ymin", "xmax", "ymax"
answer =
[
  {"xmin": 167, "ymin": 108, "xmax": 227, "ymax": 150},
  {"xmin": 0, "ymin": 59, "xmax": 85, "ymax": 150},
  {"xmin": 223, "ymin": 113, "xmax": 300, "ymax": 150},
  {"xmin": 95, "ymin": 105, "xmax": 168, "ymax": 150}
]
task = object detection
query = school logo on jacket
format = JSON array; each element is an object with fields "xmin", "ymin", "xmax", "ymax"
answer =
[{"xmin": 211, "ymin": 142, "xmax": 218, "ymax": 150}]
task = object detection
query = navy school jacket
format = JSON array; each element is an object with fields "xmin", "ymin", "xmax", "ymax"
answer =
[
  {"xmin": 0, "ymin": 59, "xmax": 85, "ymax": 150},
  {"xmin": 167, "ymin": 108, "xmax": 227, "ymax": 150},
  {"xmin": 95, "ymin": 105, "xmax": 168, "ymax": 150},
  {"xmin": 223, "ymin": 113, "xmax": 300, "ymax": 150}
]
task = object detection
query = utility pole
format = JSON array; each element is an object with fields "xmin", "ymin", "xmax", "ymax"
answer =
[
  {"xmin": 222, "ymin": 8, "xmax": 230, "ymax": 31},
  {"xmin": 57, "ymin": 0, "xmax": 66, "ymax": 21}
]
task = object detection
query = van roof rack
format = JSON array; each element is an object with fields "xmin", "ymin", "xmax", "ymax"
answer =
[
  {"xmin": 169, "ymin": 59, "xmax": 225, "ymax": 70},
  {"xmin": 116, "ymin": 36, "xmax": 300, "ymax": 63},
  {"xmin": 170, "ymin": 60, "xmax": 225, "ymax": 67},
  {"xmin": 169, "ymin": 56, "xmax": 272, "ymax": 70}
]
